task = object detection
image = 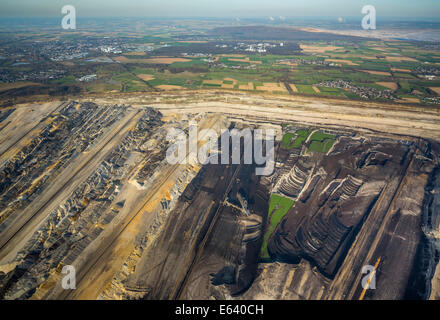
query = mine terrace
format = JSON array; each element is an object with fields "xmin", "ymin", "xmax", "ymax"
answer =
[{"xmin": 0, "ymin": 90, "xmax": 439, "ymax": 300}]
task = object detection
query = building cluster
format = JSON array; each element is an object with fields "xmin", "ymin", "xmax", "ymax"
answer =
[
  {"xmin": 277, "ymin": 58, "xmax": 336, "ymax": 67},
  {"xmin": 77, "ymin": 74, "xmax": 97, "ymax": 82},
  {"xmin": 0, "ymin": 68, "xmax": 66, "ymax": 83},
  {"xmin": 44, "ymin": 38, "xmax": 125, "ymax": 61},
  {"xmin": 0, "ymin": 36, "xmax": 151, "ymax": 83},
  {"xmin": 317, "ymin": 80, "xmax": 397, "ymax": 100},
  {"xmin": 240, "ymin": 42, "xmax": 280, "ymax": 53},
  {"xmin": 421, "ymin": 96, "xmax": 440, "ymax": 105},
  {"xmin": 415, "ymin": 65, "xmax": 440, "ymax": 79},
  {"xmin": 213, "ymin": 42, "xmax": 282, "ymax": 53}
]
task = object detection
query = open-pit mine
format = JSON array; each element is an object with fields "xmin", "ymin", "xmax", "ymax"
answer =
[{"xmin": 0, "ymin": 91, "xmax": 439, "ymax": 300}]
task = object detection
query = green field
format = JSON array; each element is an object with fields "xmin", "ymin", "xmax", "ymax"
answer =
[
  {"xmin": 31, "ymin": 36, "xmax": 440, "ymax": 104},
  {"xmin": 51, "ymin": 75, "xmax": 76, "ymax": 85},
  {"xmin": 282, "ymin": 129, "xmax": 311, "ymax": 149},
  {"xmin": 260, "ymin": 194, "xmax": 295, "ymax": 261},
  {"xmin": 296, "ymin": 84, "xmax": 317, "ymax": 94},
  {"xmin": 307, "ymin": 131, "xmax": 336, "ymax": 153}
]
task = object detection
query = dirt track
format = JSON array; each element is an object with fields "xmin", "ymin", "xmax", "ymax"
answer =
[{"xmin": 80, "ymin": 91, "xmax": 440, "ymax": 141}]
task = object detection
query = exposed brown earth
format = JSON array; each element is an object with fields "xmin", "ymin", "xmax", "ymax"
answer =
[{"xmin": 0, "ymin": 91, "xmax": 439, "ymax": 300}]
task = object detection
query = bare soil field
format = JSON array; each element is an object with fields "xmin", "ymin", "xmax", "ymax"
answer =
[
  {"xmin": 256, "ymin": 82, "xmax": 288, "ymax": 93},
  {"xmin": 376, "ymin": 82, "xmax": 398, "ymax": 90},
  {"xmin": 325, "ymin": 59, "xmax": 359, "ymax": 66},
  {"xmin": 203, "ymin": 80, "xmax": 223, "ymax": 85},
  {"xmin": 300, "ymin": 44, "xmax": 344, "ymax": 53},
  {"xmin": 228, "ymin": 57, "xmax": 262, "ymax": 64},
  {"xmin": 392, "ymin": 68, "xmax": 412, "ymax": 73},
  {"xmin": 289, "ymin": 83, "xmax": 298, "ymax": 92},
  {"xmin": 156, "ymin": 85, "xmax": 185, "ymax": 90},
  {"xmin": 277, "ymin": 61, "xmax": 298, "ymax": 67},
  {"xmin": 386, "ymin": 56, "xmax": 418, "ymax": 62},
  {"xmin": 430, "ymin": 87, "xmax": 440, "ymax": 95},
  {"xmin": 238, "ymin": 82, "xmax": 254, "ymax": 90},
  {"xmin": 401, "ymin": 97, "xmax": 421, "ymax": 103},
  {"xmin": 361, "ymin": 70, "xmax": 392, "ymax": 76},
  {"xmin": 137, "ymin": 74, "xmax": 155, "ymax": 81},
  {"xmin": 123, "ymin": 51, "xmax": 147, "ymax": 56}
]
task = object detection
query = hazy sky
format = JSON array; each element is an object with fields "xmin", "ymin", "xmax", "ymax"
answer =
[{"xmin": 0, "ymin": 0, "xmax": 439, "ymax": 18}]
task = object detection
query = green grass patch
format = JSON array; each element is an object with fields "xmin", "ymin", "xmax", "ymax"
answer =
[
  {"xmin": 318, "ymin": 87, "xmax": 346, "ymax": 97},
  {"xmin": 125, "ymin": 80, "xmax": 149, "ymax": 92},
  {"xmin": 50, "ymin": 75, "xmax": 76, "ymax": 85},
  {"xmin": 260, "ymin": 194, "xmax": 295, "ymax": 261},
  {"xmin": 130, "ymin": 67, "xmax": 156, "ymax": 75},
  {"xmin": 281, "ymin": 129, "xmax": 310, "ymax": 149},
  {"xmin": 308, "ymin": 139, "xmax": 335, "ymax": 153},
  {"xmin": 281, "ymin": 133, "xmax": 295, "ymax": 148},
  {"xmin": 85, "ymin": 81, "xmax": 120, "ymax": 93},
  {"xmin": 296, "ymin": 84, "xmax": 317, "ymax": 94},
  {"xmin": 309, "ymin": 131, "xmax": 335, "ymax": 142},
  {"xmin": 307, "ymin": 131, "xmax": 336, "ymax": 153},
  {"xmin": 170, "ymin": 58, "xmax": 207, "ymax": 68},
  {"xmin": 203, "ymin": 82, "xmax": 221, "ymax": 87},
  {"xmin": 393, "ymin": 72, "xmax": 416, "ymax": 79}
]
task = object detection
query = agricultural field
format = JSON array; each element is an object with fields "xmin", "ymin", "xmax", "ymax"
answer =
[{"xmin": 2, "ymin": 24, "xmax": 440, "ymax": 106}]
